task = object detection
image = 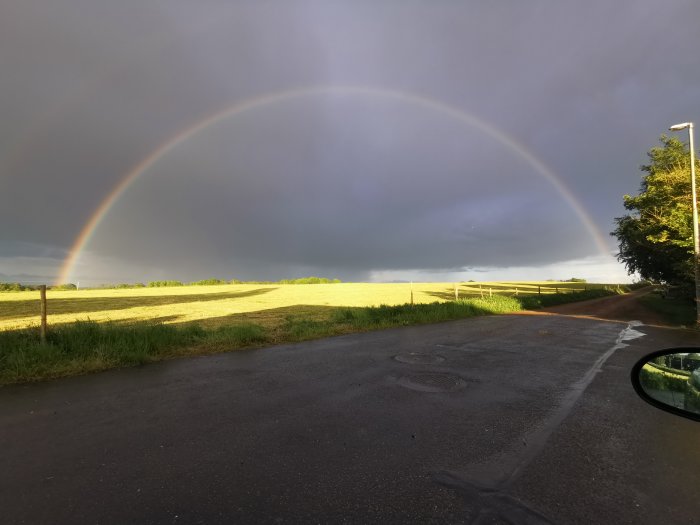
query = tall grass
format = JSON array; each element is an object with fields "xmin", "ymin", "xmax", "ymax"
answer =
[
  {"xmin": 279, "ymin": 296, "xmax": 523, "ymax": 342},
  {"xmin": 333, "ymin": 296, "xmax": 521, "ymax": 328},
  {"xmin": 0, "ymin": 321, "xmax": 267, "ymax": 385}
]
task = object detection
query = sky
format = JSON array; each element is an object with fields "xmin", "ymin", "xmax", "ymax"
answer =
[{"xmin": 2, "ymin": 0, "xmax": 699, "ymax": 285}]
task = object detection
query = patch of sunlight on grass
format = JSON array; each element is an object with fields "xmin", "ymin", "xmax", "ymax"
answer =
[
  {"xmin": 0, "ymin": 285, "xmax": 627, "ymax": 385},
  {"xmin": 0, "ymin": 281, "xmax": 626, "ymax": 332}
]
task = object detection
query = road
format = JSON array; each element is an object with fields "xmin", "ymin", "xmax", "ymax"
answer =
[{"xmin": 1, "ymin": 309, "xmax": 699, "ymax": 524}]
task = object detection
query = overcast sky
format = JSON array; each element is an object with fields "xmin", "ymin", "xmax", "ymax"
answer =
[{"xmin": 2, "ymin": 0, "xmax": 699, "ymax": 285}]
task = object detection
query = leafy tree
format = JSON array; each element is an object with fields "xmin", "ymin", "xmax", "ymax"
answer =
[{"xmin": 612, "ymin": 136, "xmax": 697, "ymax": 295}]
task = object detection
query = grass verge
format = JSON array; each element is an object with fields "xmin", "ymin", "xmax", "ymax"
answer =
[
  {"xmin": 0, "ymin": 321, "xmax": 267, "ymax": 385},
  {"xmin": 517, "ymin": 286, "xmax": 626, "ymax": 309},
  {"xmin": 639, "ymin": 293, "xmax": 696, "ymax": 326},
  {"xmin": 0, "ymin": 289, "xmax": 621, "ymax": 385}
]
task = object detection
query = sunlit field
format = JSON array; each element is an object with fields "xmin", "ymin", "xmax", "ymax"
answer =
[
  {"xmin": 0, "ymin": 281, "xmax": 626, "ymax": 384},
  {"xmin": 0, "ymin": 281, "xmax": 615, "ymax": 332}
]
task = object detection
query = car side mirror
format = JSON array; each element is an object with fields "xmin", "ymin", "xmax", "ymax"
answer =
[{"xmin": 631, "ymin": 348, "xmax": 700, "ymax": 422}]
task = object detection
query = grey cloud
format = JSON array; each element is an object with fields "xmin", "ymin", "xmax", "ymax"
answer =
[{"xmin": 1, "ymin": 1, "xmax": 698, "ymax": 283}]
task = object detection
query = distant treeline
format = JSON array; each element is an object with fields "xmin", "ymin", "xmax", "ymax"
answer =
[
  {"xmin": 142, "ymin": 277, "xmax": 341, "ymax": 287},
  {"xmin": 0, "ymin": 283, "xmax": 36, "ymax": 292},
  {"xmin": 0, "ymin": 283, "xmax": 78, "ymax": 292},
  {"xmin": 278, "ymin": 277, "xmax": 341, "ymax": 284},
  {"xmin": 0, "ymin": 277, "xmax": 342, "ymax": 291}
]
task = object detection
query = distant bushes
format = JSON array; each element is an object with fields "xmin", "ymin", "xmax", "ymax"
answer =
[
  {"xmin": 0, "ymin": 282, "xmax": 31, "ymax": 292},
  {"xmin": 190, "ymin": 278, "xmax": 228, "ymax": 286},
  {"xmin": 0, "ymin": 283, "xmax": 78, "ymax": 292},
  {"xmin": 0, "ymin": 277, "xmax": 345, "ymax": 291},
  {"xmin": 74, "ymin": 277, "xmax": 344, "ymax": 289},
  {"xmin": 147, "ymin": 280, "xmax": 184, "ymax": 287},
  {"xmin": 279, "ymin": 277, "xmax": 341, "ymax": 284},
  {"xmin": 51, "ymin": 283, "xmax": 77, "ymax": 291}
]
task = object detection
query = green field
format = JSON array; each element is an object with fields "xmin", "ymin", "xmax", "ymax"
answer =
[
  {"xmin": 0, "ymin": 281, "xmax": 624, "ymax": 385},
  {"xmin": 0, "ymin": 281, "xmax": 614, "ymax": 332}
]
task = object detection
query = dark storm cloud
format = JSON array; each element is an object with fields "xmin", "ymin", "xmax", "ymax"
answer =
[
  {"xmin": 1, "ymin": 0, "xmax": 699, "ymax": 283},
  {"xmin": 83, "ymin": 97, "xmax": 591, "ymax": 282}
]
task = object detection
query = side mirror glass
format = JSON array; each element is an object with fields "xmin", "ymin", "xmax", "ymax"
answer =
[{"xmin": 631, "ymin": 348, "xmax": 700, "ymax": 422}]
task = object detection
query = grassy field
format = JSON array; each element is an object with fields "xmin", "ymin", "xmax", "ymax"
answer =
[
  {"xmin": 0, "ymin": 281, "xmax": 624, "ymax": 385},
  {"xmin": 0, "ymin": 281, "xmax": 616, "ymax": 332}
]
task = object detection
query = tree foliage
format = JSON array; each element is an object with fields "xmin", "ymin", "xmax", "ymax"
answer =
[
  {"xmin": 612, "ymin": 136, "xmax": 697, "ymax": 294},
  {"xmin": 147, "ymin": 280, "xmax": 184, "ymax": 287},
  {"xmin": 278, "ymin": 276, "xmax": 341, "ymax": 284},
  {"xmin": 0, "ymin": 282, "xmax": 31, "ymax": 292}
]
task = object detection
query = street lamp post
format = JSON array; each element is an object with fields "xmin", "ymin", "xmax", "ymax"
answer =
[{"xmin": 669, "ymin": 122, "xmax": 700, "ymax": 325}]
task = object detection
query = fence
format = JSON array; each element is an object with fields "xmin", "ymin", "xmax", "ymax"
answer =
[{"xmin": 451, "ymin": 282, "xmax": 597, "ymax": 299}]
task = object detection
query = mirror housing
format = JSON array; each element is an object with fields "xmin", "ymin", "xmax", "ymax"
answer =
[{"xmin": 631, "ymin": 348, "xmax": 700, "ymax": 422}]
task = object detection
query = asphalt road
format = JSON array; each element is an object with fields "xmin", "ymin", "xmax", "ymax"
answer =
[{"xmin": 1, "ymin": 313, "xmax": 699, "ymax": 524}]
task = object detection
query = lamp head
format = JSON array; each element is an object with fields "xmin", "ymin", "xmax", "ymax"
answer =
[{"xmin": 670, "ymin": 122, "xmax": 693, "ymax": 131}]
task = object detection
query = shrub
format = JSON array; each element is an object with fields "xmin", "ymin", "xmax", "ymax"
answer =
[
  {"xmin": 639, "ymin": 364, "xmax": 689, "ymax": 393},
  {"xmin": 685, "ymin": 384, "xmax": 700, "ymax": 412},
  {"xmin": 279, "ymin": 277, "xmax": 342, "ymax": 284},
  {"xmin": 51, "ymin": 283, "xmax": 77, "ymax": 290},
  {"xmin": 0, "ymin": 282, "xmax": 30, "ymax": 292},
  {"xmin": 147, "ymin": 280, "xmax": 184, "ymax": 287},
  {"xmin": 190, "ymin": 279, "xmax": 227, "ymax": 286},
  {"xmin": 113, "ymin": 283, "xmax": 146, "ymax": 289}
]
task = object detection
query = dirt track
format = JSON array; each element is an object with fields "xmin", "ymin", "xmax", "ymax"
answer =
[{"xmin": 536, "ymin": 287, "xmax": 670, "ymax": 326}]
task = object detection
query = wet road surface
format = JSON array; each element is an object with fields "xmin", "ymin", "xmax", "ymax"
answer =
[{"xmin": 1, "ymin": 313, "xmax": 699, "ymax": 524}]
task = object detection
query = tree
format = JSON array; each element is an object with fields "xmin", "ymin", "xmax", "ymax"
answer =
[{"xmin": 611, "ymin": 136, "xmax": 697, "ymax": 296}]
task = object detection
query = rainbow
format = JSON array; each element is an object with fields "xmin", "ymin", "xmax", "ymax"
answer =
[{"xmin": 57, "ymin": 85, "xmax": 610, "ymax": 284}]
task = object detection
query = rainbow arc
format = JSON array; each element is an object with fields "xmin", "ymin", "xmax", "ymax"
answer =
[{"xmin": 57, "ymin": 85, "xmax": 610, "ymax": 285}]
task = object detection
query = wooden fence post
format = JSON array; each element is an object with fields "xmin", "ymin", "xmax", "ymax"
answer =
[
  {"xmin": 538, "ymin": 286, "xmax": 541, "ymax": 295},
  {"xmin": 410, "ymin": 281, "xmax": 414, "ymax": 306},
  {"xmin": 39, "ymin": 285, "xmax": 47, "ymax": 343}
]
